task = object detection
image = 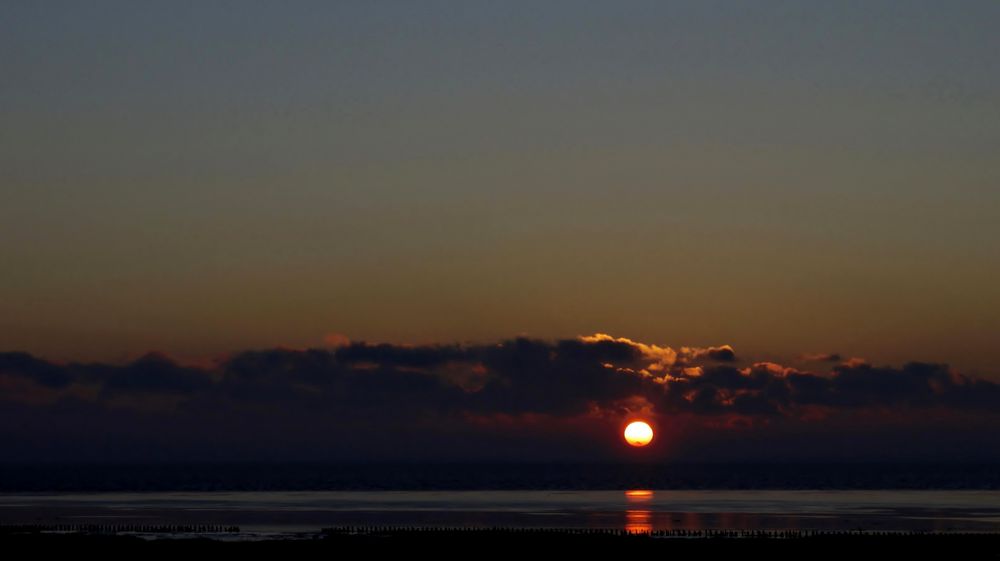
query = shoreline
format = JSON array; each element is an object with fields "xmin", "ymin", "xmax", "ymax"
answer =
[{"xmin": 3, "ymin": 528, "xmax": 1000, "ymax": 555}]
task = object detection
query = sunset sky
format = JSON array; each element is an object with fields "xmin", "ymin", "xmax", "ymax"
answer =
[{"xmin": 2, "ymin": 2, "xmax": 999, "ymax": 461}]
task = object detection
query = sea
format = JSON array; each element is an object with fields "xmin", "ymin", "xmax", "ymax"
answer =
[{"xmin": 1, "ymin": 464, "xmax": 998, "ymax": 538}]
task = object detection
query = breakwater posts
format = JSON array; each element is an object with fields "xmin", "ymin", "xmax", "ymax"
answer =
[
  {"xmin": 3, "ymin": 525, "xmax": 999, "ymax": 539},
  {"xmin": 319, "ymin": 527, "xmax": 1000, "ymax": 539},
  {"xmin": 0, "ymin": 524, "xmax": 240, "ymax": 535}
]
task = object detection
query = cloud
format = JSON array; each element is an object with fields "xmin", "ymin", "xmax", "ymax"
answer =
[
  {"xmin": 800, "ymin": 352, "xmax": 842, "ymax": 362},
  {"xmin": 334, "ymin": 342, "xmax": 469, "ymax": 369},
  {"xmin": 578, "ymin": 333, "xmax": 676, "ymax": 370},
  {"xmin": 576, "ymin": 334, "xmax": 737, "ymax": 376},
  {"xmin": 322, "ymin": 333, "xmax": 351, "ymax": 348},
  {"xmin": 698, "ymin": 345, "xmax": 737, "ymax": 362},
  {"xmin": 0, "ymin": 334, "xmax": 998, "ymax": 461},
  {"xmin": 101, "ymin": 353, "xmax": 213, "ymax": 395},
  {"xmin": 0, "ymin": 352, "xmax": 73, "ymax": 388}
]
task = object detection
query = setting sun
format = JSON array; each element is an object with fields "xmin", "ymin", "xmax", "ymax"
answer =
[{"xmin": 623, "ymin": 421, "xmax": 654, "ymax": 447}]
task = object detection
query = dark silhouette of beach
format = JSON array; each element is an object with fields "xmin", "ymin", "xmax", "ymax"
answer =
[{"xmin": 2, "ymin": 527, "xmax": 999, "ymax": 558}]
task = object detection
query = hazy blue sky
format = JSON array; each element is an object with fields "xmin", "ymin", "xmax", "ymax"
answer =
[{"xmin": 2, "ymin": 1, "xmax": 998, "ymax": 378}]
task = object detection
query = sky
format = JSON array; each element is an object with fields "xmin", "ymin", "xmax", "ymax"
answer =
[{"xmin": 1, "ymin": 2, "xmax": 999, "ymax": 461}]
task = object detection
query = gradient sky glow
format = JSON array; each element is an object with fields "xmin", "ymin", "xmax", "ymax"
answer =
[{"xmin": 2, "ymin": 1, "xmax": 999, "ymax": 377}]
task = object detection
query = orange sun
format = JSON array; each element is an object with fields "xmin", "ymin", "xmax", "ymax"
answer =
[{"xmin": 623, "ymin": 421, "xmax": 653, "ymax": 447}]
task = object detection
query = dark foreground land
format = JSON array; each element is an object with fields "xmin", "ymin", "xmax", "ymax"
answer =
[{"xmin": 3, "ymin": 530, "xmax": 1000, "ymax": 559}]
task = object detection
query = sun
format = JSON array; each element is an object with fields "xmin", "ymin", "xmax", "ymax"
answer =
[{"xmin": 623, "ymin": 421, "xmax": 653, "ymax": 447}]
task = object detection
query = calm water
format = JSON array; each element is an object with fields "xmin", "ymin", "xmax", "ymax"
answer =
[
  {"xmin": 3, "ymin": 490, "xmax": 999, "ymax": 534},
  {"xmin": 2, "ymin": 464, "xmax": 998, "ymax": 537}
]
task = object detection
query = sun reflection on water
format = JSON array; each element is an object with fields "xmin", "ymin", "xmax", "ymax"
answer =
[{"xmin": 625, "ymin": 490, "xmax": 654, "ymax": 534}]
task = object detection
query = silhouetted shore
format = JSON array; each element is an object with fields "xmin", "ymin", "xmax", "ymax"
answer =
[{"xmin": 2, "ymin": 528, "xmax": 999, "ymax": 557}]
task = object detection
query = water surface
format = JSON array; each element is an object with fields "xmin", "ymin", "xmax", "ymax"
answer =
[{"xmin": 3, "ymin": 489, "xmax": 998, "ymax": 534}]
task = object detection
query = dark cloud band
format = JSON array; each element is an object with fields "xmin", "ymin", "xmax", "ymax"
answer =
[{"xmin": 1, "ymin": 334, "xmax": 998, "ymax": 461}]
